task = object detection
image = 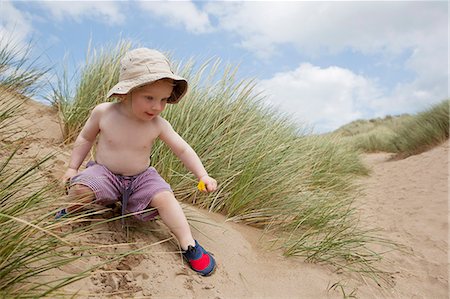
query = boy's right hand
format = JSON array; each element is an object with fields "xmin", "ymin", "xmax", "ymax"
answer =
[
  {"xmin": 198, "ymin": 175, "xmax": 217, "ymax": 193},
  {"xmin": 62, "ymin": 168, "xmax": 78, "ymax": 193}
]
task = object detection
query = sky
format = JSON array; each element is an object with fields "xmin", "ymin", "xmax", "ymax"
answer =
[{"xmin": 1, "ymin": 1, "xmax": 448, "ymax": 133}]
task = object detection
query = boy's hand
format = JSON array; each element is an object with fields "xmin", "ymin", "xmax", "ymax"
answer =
[
  {"xmin": 62, "ymin": 168, "xmax": 78, "ymax": 193},
  {"xmin": 198, "ymin": 175, "xmax": 217, "ymax": 193}
]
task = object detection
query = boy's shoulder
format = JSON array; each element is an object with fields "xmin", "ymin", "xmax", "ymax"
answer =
[
  {"xmin": 94, "ymin": 102, "xmax": 115, "ymax": 111},
  {"xmin": 155, "ymin": 116, "xmax": 177, "ymax": 137},
  {"xmin": 155, "ymin": 115, "xmax": 172, "ymax": 127},
  {"xmin": 91, "ymin": 102, "xmax": 117, "ymax": 115}
]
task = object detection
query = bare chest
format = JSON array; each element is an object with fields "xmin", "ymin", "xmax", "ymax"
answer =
[{"xmin": 98, "ymin": 113, "xmax": 160, "ymax": 152}]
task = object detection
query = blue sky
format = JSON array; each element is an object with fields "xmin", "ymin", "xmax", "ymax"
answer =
[{"xmin": 1, "ymin": 1, "xmax": 448, "ymax": 133}]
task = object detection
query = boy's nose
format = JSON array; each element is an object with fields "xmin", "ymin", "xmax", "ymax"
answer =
[{"xmin": 152, "ymin": 102, "xmax": 163, "ymax": 111}]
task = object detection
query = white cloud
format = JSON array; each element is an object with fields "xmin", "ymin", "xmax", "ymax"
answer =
[
  {"xmin": 259, "ymin": 60, "xmax": 448, "ymax": 133},
  {"xmin": 37, "ymin": 0, "xmax": 125, "ymax": 25},
  {"xmin": 258, "ymin": 64, "xmax": 388, "ymax": 133},
  {"xmin": 0, "ymin": 0, "xmax": 34, "ymax": 47},
  {"xmin": 206, "ymin": 2, "xmax": 448, "ymax": 130},
  {"xmin": 205, "ymin": 2, "xmax": 446, "ymax": 58},
  {"xmin": 139, "ymin": 1, "xmax": 212, "ymax": 34}
]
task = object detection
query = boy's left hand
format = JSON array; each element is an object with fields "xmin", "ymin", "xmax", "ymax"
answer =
[{"xmin": 198, "ymin": 175, "xmax": 217, "ymax": 192}]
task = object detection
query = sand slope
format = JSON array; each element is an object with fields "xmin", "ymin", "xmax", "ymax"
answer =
[
  {"xmin": 3, "ymin": 96, "xmax": 448, "ymax": 298},
  {"xmin": 354, "ymin": 141, "xmax": 449, "ymax": 298}
]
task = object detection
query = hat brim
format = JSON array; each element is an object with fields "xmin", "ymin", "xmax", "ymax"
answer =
[{"xmin": 106, "ymin": 73, "xmax": 188, "ymax": 104}]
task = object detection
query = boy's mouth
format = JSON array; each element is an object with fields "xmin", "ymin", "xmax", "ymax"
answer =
[{"xmin": 145, "ymin": 112, "xmax": 155, "ymax": 117}]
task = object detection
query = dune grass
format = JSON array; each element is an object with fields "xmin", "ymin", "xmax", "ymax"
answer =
[
  {"xmin": 50, "ymin": 40, "xmax": 132, "ymax": 143},
  {"xmin": 0, "ymin": 92, "xmax": 88, "ymax": 297},
  {"xmin": 334, "ymin": 114, "xmax": 413, "ymax": 138},
  {"xmin": 0, "ymin": 147, "xmax": 158, "ymax": 297},
  {"xmin": 0, "ymin": 148, "xmax": 74, "ymax": 297},
  {"xmin": 0, "ymin": 94, "xmax": 171, "ymax": 297},
  {"xmin": 335, "ymin": 100, "xmax": 449, "ymax": 157},
  {"xmin": 0, "ymin": 35, "xmax": 48, "ymax": 97},
  {"xmin": 333, "ymin": 114, "xmax": 412, "ymax": 153},
  {"xmin": 344, "ymin": 126, "xmax": 400, "ymax": 153},
  {"xmin": 393, "ymin": 100, "xmax": 449, "ymax": 157},
  {"xmin": 51, "ymin": 43, "xmax": 397, "ymax": 285},
  {"xmin": 0, "ymin": 42, "xmax": 163, "ymax": 297},
  {"xmin": 0, "ymin": 74, "xmax": 91, "ymax": 296}
]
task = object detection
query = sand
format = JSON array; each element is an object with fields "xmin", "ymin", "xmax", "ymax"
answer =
[
  {"xmin": 354, "ymin": 142, "xmax": 449, "ymax": 298},
  {"xmin": 3, "ymin": 95, "xmax": 448, "ymax": 298}
]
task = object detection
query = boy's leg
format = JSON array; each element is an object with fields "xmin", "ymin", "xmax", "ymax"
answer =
[
  {"xmin": 149, "ymin": 191, "xmax": 216, "ymax": 276},
  {"xmin": 58, "ymin": 163, "xmax": 121, "ymax": 218},
  {"xmin": 150, "ymin": 191, "xmax": 195, "ymax": 250},
  {"xmin": 55, "ymin": 184, "xmax": 95, "ymax": 219},
  {"xmin": 66, "ymin": 184, "xmax": 96, "ymax": 213}
]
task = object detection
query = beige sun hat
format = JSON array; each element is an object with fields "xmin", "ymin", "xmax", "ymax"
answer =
[{"xmin": 106, "ymin": 48, "xmax": 188, "ymax": 103}]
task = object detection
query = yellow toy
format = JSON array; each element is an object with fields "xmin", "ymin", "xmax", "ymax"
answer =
[{"xmin": 197, "ymin": 180, "xmax": 206, "ymax": 191}]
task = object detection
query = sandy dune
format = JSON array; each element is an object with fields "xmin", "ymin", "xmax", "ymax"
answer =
[
  {"xmin": 3, "ymin": 97, "xmax": 448, "ymax": 298},
  {"xmin": 354, "ymin": 141, "xmax": 448, "ymax": 298}
]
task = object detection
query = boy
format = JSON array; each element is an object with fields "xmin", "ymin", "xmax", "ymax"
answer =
[{"xmin": 58, "ymin": 48, "xmax": 217, "ymax": 276}]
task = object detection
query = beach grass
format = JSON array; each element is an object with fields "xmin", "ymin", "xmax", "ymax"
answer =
[
  {"xmin": 0, "ymin": 98, "xmax": 171, "ymax": 297},
  {"xmin": 0, "ymin": 43, "xmax": 168, "ymax": 297},
  {"xmin": 335, "ymin": 100, "xmax": 449, "ymax": 157},
  {"xmin": 393, "ymin": 100, "xmax": 449, "ymax": 157},
  {"xmin": 0, "ymin": 35, "xmax": 48, "ymax": 97},
  {"xmin": 51, "ymin": 42, "xmax": 397, "ymax": 284},
  {"xmin": 0, "ymin": 96, "xmax": 91, "ymax": 297},
  {"xmin": 50, "ymin": 40, "xmax": 132, "ymax": 143}
]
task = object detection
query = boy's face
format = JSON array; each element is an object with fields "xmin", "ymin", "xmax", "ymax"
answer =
[{"xmin": 129, "ymin": 79, "xmax": 173, "ymax": 121}]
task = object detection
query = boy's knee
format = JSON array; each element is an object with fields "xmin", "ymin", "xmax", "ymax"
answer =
[
  {"xmin": 151, "ymin": 191, "xmax": 176, "ymax": 207},
  {"xmin": 69, "ymin": 184, "xmax": 95, "ymax": 199}
]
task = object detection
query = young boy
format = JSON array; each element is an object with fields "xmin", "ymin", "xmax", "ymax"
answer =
[{"xmin": 58, "ymin": 48, "xmax": 217, "ymax": 276}]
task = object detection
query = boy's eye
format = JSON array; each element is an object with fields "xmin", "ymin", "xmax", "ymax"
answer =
[{"xmin": 146, "ymin": 96, "xmax": 154, "ymax": 100}]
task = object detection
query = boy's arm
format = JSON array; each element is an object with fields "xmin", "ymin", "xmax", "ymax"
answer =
[
  {"xmin": 158, "ymin": 118, "xmax": 208, "ymax": 180},
  {"xmin": 67, "ymin": 105, "xmax": 102, "ymax": 171},
  {"xmin": 158, "ymin": 118, "xmax": 217, "ymax": 192}
]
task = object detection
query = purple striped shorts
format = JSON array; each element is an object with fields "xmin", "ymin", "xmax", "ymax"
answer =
[{"xmin": 70, "ymin": 161, "xmax": 172, "ymax": 221}]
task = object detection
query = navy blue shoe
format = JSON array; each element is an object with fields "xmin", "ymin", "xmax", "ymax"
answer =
[
  {"xmin": 182, "ymin": 240, "xmax": 216, "ymax": 276},
  {"xmin": 55, "ymin": 208, "xmax": 67, "ymax": 219}
]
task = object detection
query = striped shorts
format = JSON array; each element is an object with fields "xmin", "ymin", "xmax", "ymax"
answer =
[{"xmin": 70, "ymin": 161, "xmax": 172, "ymax": 221}]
